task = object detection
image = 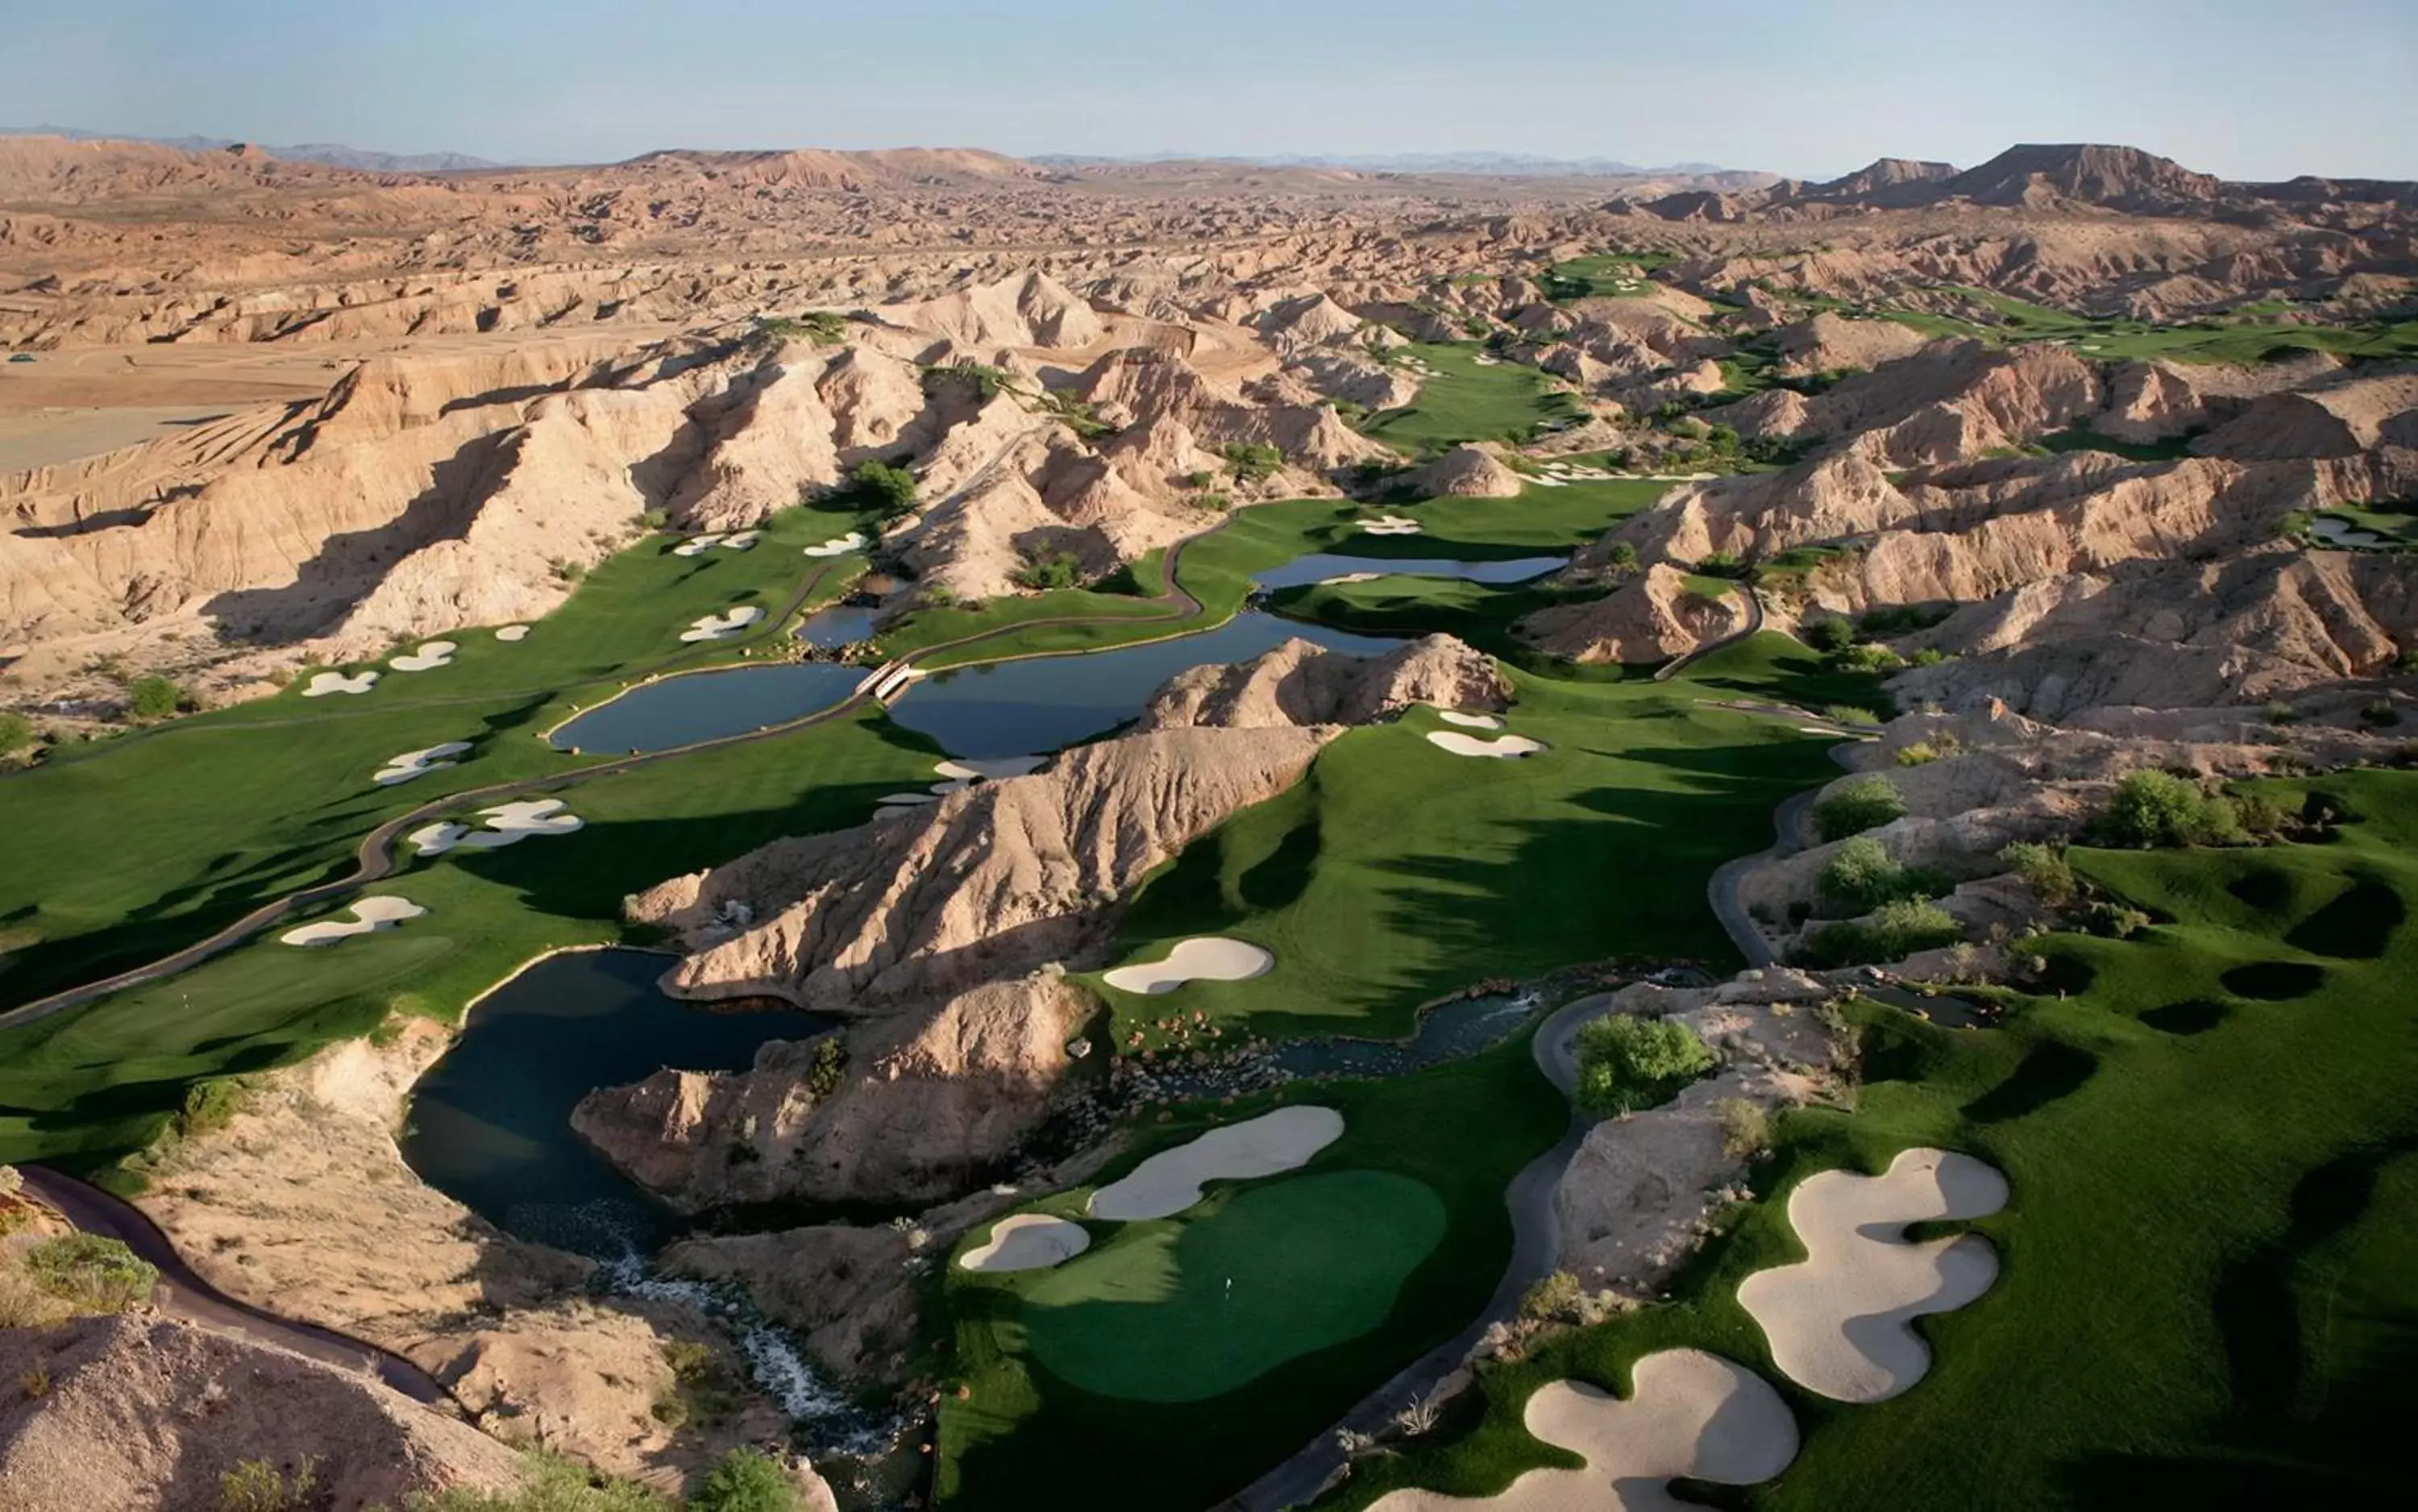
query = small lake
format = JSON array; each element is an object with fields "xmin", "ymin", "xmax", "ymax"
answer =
[
  {"xmin": 551, "ymin": 663, "xmax": 865, "ymax": 755},
  {"xmin": 1250, "ymin": 553, "xmax": 1567, "ymax": 592},
  {"xmin": 795, "ymin": 603, "xmax": 881, "ymax": 648},
  {"xmin": 399, "ymin": 948, "xmax": 830, "ymax": 1256},
  {"xmin": 884, "ymin": 612, "xmax": 1401, "ymax": 760}
]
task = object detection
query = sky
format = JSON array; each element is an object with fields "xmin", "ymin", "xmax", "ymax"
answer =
[{"xmin": 6, "ymin": 0, "xmax": 2416, "ymax": 181}]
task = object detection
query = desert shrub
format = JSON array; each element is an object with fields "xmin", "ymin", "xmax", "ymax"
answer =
[
  {"xmin": 687, "ymin": 1449, "xmax": 799, "ymax": 1512},
  {"xmin": 806, "ymin": 1038, "xmax": 848, "ymax": 1098},
  {"xmin": 177, "ymin": 1077, "xmax": 250, "ymax": 1140},
  {"xmin": 406, "ymin": 1450, "xmax": 666, "ymax": 1512},
  {"xmin": 1221, "ymin": 442, "xmax": 1284, "ymax": 484},
  {"xmin": 22, "ymin": 1234, "xmax": 157, "ymax": 1314},
  {"xmin": 2075, "ymin": 901, "xmax": 2152, "ymax": 939},
  {"xmin": 1190, "ymin": 491, "xmax": 1232, "ymax": 513},
  {"xmin": 1011, "ymin": 550, "xmax": 1082, "ymax": 591},
  {"xmin": 1573, "ymin": 1016, "xmax": 1716, "ymax": 1117},
  {"xmin": 1800, "ymin": 899, "xmax": 1962, "ymax": 968},
  {"xmin": 1181, "ymin": 470, "xmax": 1215, "ymax": 490},
  {"xmin": 2262, "ymin": 700, "xmax": 2299, "ymax": 726},
  {"xmin": 1835, "ymin": 642, "xmax": 1905, "ymax": 673},
  {"xmin": 0, "ymin": 712, "xmax": 33, "ymax": 755},
  {"xmin": 1818, "ymin": 837, "xmax": 1946, "ymax": 912},
  {"xmin": 848, "ymin": 459, "xmax": 918, "ymax": 517},
  {"xmin": 1909, "ymin": 647, "xmax": 1947, "ymax": 667},
  {"xmin": 1820, "ymin": 704, "xmax": 1882, "ymax": 727},
  {"xmin": 1601, "ymin": 540, "xmax": 1640, "ymax": 571},
  {"xmin": 0, "ymin": 1165, "xmax": 20, "ymax": 1200},
  {"xmin": 1519, "ymin": 1269, "xmax": 1583, "ymax": 1323},
  {"xmin": 1999, "ymin": 841, "xmax": 2077, "ymax": 907},
  {"xmin": 1894, "ymin": 733, "xmax": 1963, "ymax": 766},
  {"xmin": 1714, "ymin": 1098, "xmax": 1771, "ymax": 1160},
  {"xmin": 18, "ymin": 1365, "xmax": 48, "ymax": 1398},
  {"xmin": 1813, "ymin": 775, "xmax": 1905, "ymax": 841},
  {"xmin": 1800, "ymin": 616, "xmax": 1855, "ymax": 653},
  {"xmin": 2362, "ymin": 699, "xmax": 2400, "ymax": 727},
  {"xmin": 2100, "ymin": 770, "xmax": 2248, "ymax": 848},
  {"xmin": 640, "ymin": 508, "xmax": 670, "ymax": 529},
  {"xmin": 218, "ymin": 1457, "xmax": 319, "ymax": 1512},
  {"xmin": 127, "ymin": 676, "xmax": 185, "ymax": 720},
  {"xmin": 1693, "ymin": 550, "xmax": 1746, "ymax": 579}
]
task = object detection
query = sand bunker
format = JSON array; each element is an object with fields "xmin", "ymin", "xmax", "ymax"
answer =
[
  {"xmin": 372, "ymin": 741, "xmax": 473, "ymax": 786},
  {"xmin": 301, "ymin": 670, "xmax": 378, "ymax": 698},
  {"xmin": 1361, "ymin": 515, "xmax": 1423, "ymax": 537},
  {"xmin": 958, "ymin": 1214, "xmax": 1092, "ymax": 1273},
  {"xmin": 721, "ymin": 530, "xmax": 762, "ymax": 550},
  {"xmin": 389, "ymin": 641, "xmax": 459, "ymax": 672},
  {"xmin": 279, "ymin": 895, "xmax": 426, "ymax": 948},
  {"xmin": 1738, "ymin": 1147, "xmax": 2009, "ymax": 1403},
  {"xmin": 1320, "ymin": 571, "xmax": 1383, "ymax": 585},
  {"xmin": 679, "ymin": 605, "xmax": 765, "ymax": 642},
  {"xmin": 1427, "ymin": 731, "xmax": 1544, "ymax": 758},
  {"xmin": 1102, "ymin": 937, "xmax": 1275, "ymax": 995},
  {"xmin": 1369, "ymin": 1350, "xmax": 1798, "ymax": 1511},
  {"xmin": 672, "ymin": 533, "xmax": 728, "ymax": 558},
  {"xmin": 1088, "ymin": 1105, "xmax": 1344, "ymax": 1221},
  {"xmin": 406, "ymin": 799, "xmax": 584, "ymax": 857},
  {"xmin": 1435, "ymin": 709, "xmax": 1503, "ymax": 729},
  {"xmin": 931, "ymin": 755, "xmax": 1046, "ymax": 793},
  {"xmin": 804, "ymin": 530, "xmax": 870, "ymax": 558},
  {"xmin": 495, "ymin": 624, "xmax": 531, "ymax": 642}
]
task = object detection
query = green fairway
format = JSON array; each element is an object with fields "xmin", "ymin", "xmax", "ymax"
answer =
[
  {"xmin": 1360, "ymin": 343, "xmax": 1586, "ymax": 455},
  {"xmin": 1541, "ymin": 252, "xmax": 1677, "ymax": 301},
  {"xmin": 1021, "ymin": 1171, "xmax": 1447, "ymax": 1402},
  {"xmin": 939, "ymin": 1036, "xmax": 1567, "ymax": 1510},
  {"xmin": 0, "ymin": 505, "xmax": 866, "ymax": 1011},
  {"xmin": 1330, "ymin": 768, "xmax": 2418, "ymax": 1510},
  {"xmin": 1085, "ymin": 678, "xmax": 1845, "ymax": 1045}
]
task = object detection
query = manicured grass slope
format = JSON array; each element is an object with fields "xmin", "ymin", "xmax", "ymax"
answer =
[
  {"xmin": 1330, "ymin": 769, "xmax": 2418, "ymax": 1509},
  {"xmin": 1360, "ymin": 343, "xmax": 1586, "ymax": 455},
  {"xmin": 938, "ymin": 1036, "xmax": 1567, "ymax": 1510}
]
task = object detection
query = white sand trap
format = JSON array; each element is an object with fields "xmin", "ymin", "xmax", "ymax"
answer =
[
  {"xmin": 1529, "ymin": 476, "xmax": 1568, "ymax": 488},
  {"xmin": 672, "ymin": 533, "xmax": 728, "ymax": 558},
  {"xmin": 929, "ymin": 755, "xmax": 1046, "ymax": 794},
  {"xmin": 301, "ymin": 670, "xmax": 379, "ymax": 698},
  {"xmin": 1320, "ymin": 571, "xmax": 1383, "ymax": 585},
  {"xmin": 1369, "ymin": 1351, "xmax": 1798, "ymax": 1512},
  {"xmin": 1427, "ymin": 731, "xmax": 1545, "ymax": 758},
  {"xmin": 679, "ymin": 605, "xmax": 765, "ymax": 642},
  {"xmin": 1737, "ymin": 1147, "xmax": 2009, "ymax": 1403},
  {"xmin": 389, "ymin": 641, "xmax": 459, "ymax": 672},
  {"xmin": 721, "ymin": 530, "xmax": 762, "ymax": 550},
  {"xmin": 280, "ymin": 895, "xmax": 426, "ymax": 948},
  {"xmin": 1435, "ymin": 709, "xmax": 1503, "ymax": 729},
  {"xmin": 958, "ymin": 1214, "xmax": 1091, "ymax": 1273},
  {"xmin": 1361, "ymin": 515, "xmax": 1423, "ymax": 537},
  {"xmin": 1087, "ymin": 1105, "xmax": 1344, "ymax": 1221},
  {"xmin": 1102, "ymin": 937, "xmax": 1274, "ymax": 995},
  {"xmin": 372, "ymin": 741, "xmax": 473, "ymax": 786},
  {"xmin": 409, "ymin": 799, "xmax": 584, "ymax": 857},
  {"xmin": 804, "ymin": 530, "xmax": 870, "ymax": 558},
  {"xmin": 495, "ymin": 624, "xmax": 531, "ymax": 642}
]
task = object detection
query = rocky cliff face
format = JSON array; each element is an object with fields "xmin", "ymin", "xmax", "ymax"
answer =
[
  {"xmin": 0, "ymin": 1314, "xmax": 522, "ymax": 1512},
  {"xmin": 1519, "ymin": 563, "xmax": 1743, "ymax": 663},
  {"xmin": 1137, "ymin": 633, "xmax": 1509, "ymax": 731}
]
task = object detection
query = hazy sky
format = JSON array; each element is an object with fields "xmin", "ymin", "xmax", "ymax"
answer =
[{"xmin": 9, "ymin": 0, "xmax": 2416, "ymax": 180}]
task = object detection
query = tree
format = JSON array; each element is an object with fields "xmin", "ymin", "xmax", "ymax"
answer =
[
  {"xmin": 2101, "ymin": 770, "xmax": 2245, "ymax": 848},
  {"xmin": 127, "ymin": 676, "xmax": 185, "ymax": 720},
  {"xmin": 1800, "ymin": 616, "xmax": 1855, "ymax": 654},
  {"xmin": 1812, "ymin": 775, "xmax": 1905, "ymax": 842},
  {"xmin": 1012, "ymin": 550, "xmax": 1082, "ymax": 591},
  {"xmin": 849, "ymin": 459, "xmax": 918, "ymax": 517},
  {"xmin": 1999, "ymin": 841, "xmax": 2076, "ymax": 907},
  {"xmin": 1572, "ymin": 1015, "xmax": 1716, "ymax": 1117},
  {"xmin": 687, "ymin": 1448, "xmax": 799, "ymax": 1512}
]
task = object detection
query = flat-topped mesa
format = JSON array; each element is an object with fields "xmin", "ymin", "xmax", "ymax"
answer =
[
  {"xmin": 626, "ymin": 725, "xmax": 1335, "ymax": 1010},
  {"xmin": 1136, "ymin": 633, "xmax": 1510, "ymax": 732}
]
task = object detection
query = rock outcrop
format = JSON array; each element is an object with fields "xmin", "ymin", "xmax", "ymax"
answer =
[
  {"xmin": 1137, "ymin": 633, "xmax": 1509, "ymax": 732},
  {"xmin": 1519, "ymin": 563, "xmax": 1743, "ymax": 663},
  {"xmin": 1401, "ymin": 444, "xmax": 1525, "ymax": 498}
]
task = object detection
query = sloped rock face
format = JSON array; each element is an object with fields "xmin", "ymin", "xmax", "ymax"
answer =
[
  {"xmin": 1138, "ymin": 634, "xmax": 1510, "ymax": 731},
  {"xmin": 0, "ymin": 1315, "xmax": 523, "ymax": 1512},
  {"xmin": 1402, "ymin": 443, "xmax": 1525, "ymax": 498},
  {"xmin": 1519, "ymin": 563, "xmax": 1743, "ymax": 663}
]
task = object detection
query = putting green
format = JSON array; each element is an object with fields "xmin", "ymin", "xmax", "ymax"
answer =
[{"xmin": 1020, "ymin": 1170, "xmax": 1446, "ymax": 1402}]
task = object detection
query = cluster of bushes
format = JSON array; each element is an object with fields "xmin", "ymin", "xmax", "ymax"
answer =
[
  {"xmin": 845, "ymin": 459, "xmax": 917, "ymax": 519},
  {"xmin": 1011, "ymin": 550, "xmax": 1082, "ymax": 592},
  {"xmin": 1812, "ymin": 774, "xmax": 1906, "ymax": 841},
  {"xmin": 1817, "ymin": 837, "xmax": 1950, "ymax": 913},
  {"xmin": 390, "ymin": 1447, "xmax": 804, "ymax": 1512},
  {"xmin": 1798, "ymin": 898, "xmax": 1962, "ymax": 967},
  {"xmin": 1572, "ymin": 1015, "xmax": 1716, "ymax": 1117},
  {"xmin": 18, "ymin": 1233, "xmax": 157, "ymax": 1315},
  {"xmin": 1221, "ymin": 442, "xmax": 1285, "ymax": 484},
  {"xmin": 126, "ymin": 676, "xmax": 188, "ymax": 721},
  {"xmin": 754, "ymin": 311, "xmax": 848, "ymax": 347},
  {"xmin": 920, "ymin": 360, "xmax": 1014, "ymax": 401},
  {"xmin": 1998, "ymin": 841, "xmax": 2077, "ymax": 907},
  {"xmin": 2096, "ymin": 770, "xmax": 2287, "ymax": 849}
]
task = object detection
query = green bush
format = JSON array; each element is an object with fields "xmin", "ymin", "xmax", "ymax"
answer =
[
  {"xmin": 1818, "ymin": 837, "xmax": 1946, "ymax": 912},
  {"xmin": 805, "ymin": 1038, "xmax": 847, "ymax": 1098},
  {"xmin": 1518, "ymin": 1269, "xmax": 1583, "ymax": 1323},
  {"xmin": 218, "ymin": 1457, "xmax": 318, "ymax": 1512},
  {"xmin": 1573, "ymin": 1016, "xmax": 1716, "ymax": 1117},
  {"xmin": 1812, "ymin": 775, "xmax": 1906, "ymax": 841},
  {"xmin": 1800, "ymin": 899, "xmax": 1962, "ymax": 967},
  {"xmin": 22, "ymin": 1234, "xmax": 157, "ymax": 1314},
  {"xmin": 1693, "ymin": 550, "xmax": 1746, "ymax": 579},
  {"xmin": 1714, "ymin": 1098, "xmax": 1771, "ymax": 1160},
  {"xmin": 1800, "ymin": 616, "xmax": 1855, "ymax": 653},
  {"xmin": 2100, "ymin": 770, "xmax": 2248, "ymax": 848},
  {"xmin": 127, "ymin": 677, "xmax": 185, "ymax": 720},
  {"xmin": 687, "ymin": 1448, "xmax": 799, "ymax": 1512},
  {"xmin": 1999, "ymin": 841, "xmax": 2077, "ymax": 907},
  {"xmin": 1012, "ymin": 550, "xmax": 1082, "ymax": 591},
  {"xmin": 848, "ymin": 459, "xmax": 918, "ymax": 517},
  {"xmin": 177, "ymin": 1077, "xmax": 250, "ymax": 1139},
  {"xmin": 1835, "ymin": 642, "xmax": 1906, "ymax": 673},
  {"xmin": 0, "ymin": 711, "xmax": 32, "ymax": 754},
  {"xmin": 406, "ymin": 1450, "xmax": 666, "ymax": 1511},
  {"xmin": 1601, "ymin": 540, "xmax": 1640, "ymax": 571},
  {"xmin": 1221, "ymin": 442, "xmax": 1285, "ymax": 484}
]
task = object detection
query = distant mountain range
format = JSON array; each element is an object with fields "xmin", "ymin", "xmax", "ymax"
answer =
[
  {"xmin": 1030, "ymin": 152, "xmax": 1750, "ymax": 178},
  {"xmin": 1, "ymin": 124, "xmax": 500, "ymax": 172}
]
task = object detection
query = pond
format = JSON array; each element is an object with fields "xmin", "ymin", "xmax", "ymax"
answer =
[
  {"xmin": 550, "ymin": 663, "xmax": 866, "ymax": 756},
  {"xmin": 794, "ymin": 603, "xmax": 881, "ymax": 648},
  {"xmin": 399, "ymin": 947, "xmax": 831, "ymax": 1255}
]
